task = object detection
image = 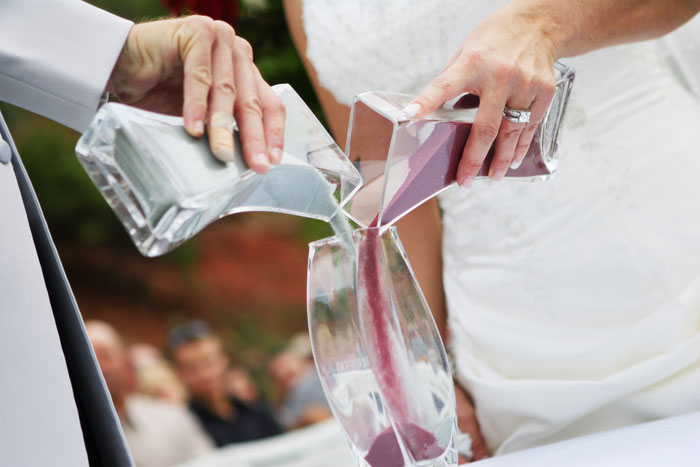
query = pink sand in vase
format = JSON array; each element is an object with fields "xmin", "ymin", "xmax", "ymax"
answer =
[
  {"xmin": 372, "ymin": 94, "xmax": 551, "ymax": 227},
  {"xmin": 365, "ymin": 424, "xmax": 444, "ymax": 467},
  {"xmin": 358, "ymin": 229, "xmax": 446, "ymax": 466},
  {"xmin": 357, "ymin": 229, "xmax": 410, "ymax": 415}
]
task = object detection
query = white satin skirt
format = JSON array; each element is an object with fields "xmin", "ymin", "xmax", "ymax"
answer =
[{"xmin": 440, "ymin": 41, "xmax": 700, "ymax": 454}]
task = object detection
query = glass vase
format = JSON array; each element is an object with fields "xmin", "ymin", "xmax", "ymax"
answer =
[
  {"xmin": 307, "ymin": 226, "xmax": 457, "ymax": 467},
  {"xmin": 75, "ymin": 84, "xmax": 362, "ymax": 256}
]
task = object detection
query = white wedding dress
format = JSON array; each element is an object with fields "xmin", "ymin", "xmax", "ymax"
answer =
[{"xmin": 302, "ymin": 0, "xmax": 700, "ymax": 455}]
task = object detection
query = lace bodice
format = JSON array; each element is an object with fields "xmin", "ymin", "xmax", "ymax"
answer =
[{"xmin": 303, "ymin": 0, "xmax": 508, "ymax": 106}]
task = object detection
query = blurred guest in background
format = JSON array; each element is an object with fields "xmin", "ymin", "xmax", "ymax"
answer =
[
  {"xmin": 129, "ymin": 343, "xmax": 188, "ymax": 405},
  {"xmin": 226, "ymin": 365, "xmax": 261, "ymax": 405},
  {"xmin": 268, "ymin": 333, "xmax": 332, "ymax": 429},
  {"xmin": 170, "ymin": 320, "xmax": 282, "ymax": 446},
  {"xmin": 86, "ymin": 320, "xmax": 213, "ymax": 467}
]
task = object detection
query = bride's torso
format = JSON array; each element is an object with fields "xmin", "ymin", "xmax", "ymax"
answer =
[
  {"xmin": 302, "ymin": 0, "xmax": 700, "ymax": 454},
  {"xmin": 304, "ymin": 0, "xmax": 700, "ymax": 343},
  {"xmin": 303, "ymin": 0, "xmax": 507, "ymax": 105}
]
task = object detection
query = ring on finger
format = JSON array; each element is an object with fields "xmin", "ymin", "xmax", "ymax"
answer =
[{"xmin": 502, "ymin": 106, "xmax": 531, "ymax": 124}]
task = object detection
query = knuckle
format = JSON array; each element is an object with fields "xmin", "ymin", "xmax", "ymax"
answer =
[
  {"xmin": 500, "ymin": 125, "xmax": 522, "ymax": 140},
  {"xmin": 190, "ymin": 65, "xmax": 213, "ymax": 88},
  {"xmin": 187, "ymin": 15, "xmax": 216, "ymax": 38},
  {"xmin": 492, "ymin": 61, "xmax": 514, "ymax": 84},
  {"xmin": 214, "ymin": 79, "xmax": 236, "ymax": 98},
  {"xmin": 464, "ymin": 49, "xmax": 486, "ymax": 70},
  {"xmin": 536, "ymin": 76, "xmax": 557, "ymax": 97},
  {"xmin": 489, "ymin": 158, "xmax": 511, "ymax": 172},
  {"xmin": 431, "ymin": 75, "xmax": 454, "ymax": 92},
  {"xmin": 520, "ymin": 127, "xmax": 537, "ymax": 142},
  {"xmin": 461, "ymin": 160, "xmax": 484, "ymax": 174},
  {"xmin": 544, "ymin": 81, "xmax": 557, "ymax": 98},
  {"xmin": 267, "ymin": 99, "xmax": 286, "ymax": 116},
  {"xmin": 214, "ymin": 20, "xmax": 235, "ymax": 37},
  {"xmin": 267, "ymin": 125, "xmax": 285, "ymax": 141},
  {"xmin": 475, "ymin": 123, "xmax": 499, "ymax": 143},
  {"xmin": 522, "ymin": 124, "xmax": 538, "ymax": 136},
  {"xmin": 515, "ymin": 142, "xmax": 531, "ymax": 153},
  {"xmin": 241, "ymin": 97, "xmax": 264, "ymax": 117},
  {"xmin": 517, "ymin": 70, "xmax": 536, "ymax": 90},
  {"xmin": 235, "ymin": 37, "xmax": 254, "ymax": 60}
]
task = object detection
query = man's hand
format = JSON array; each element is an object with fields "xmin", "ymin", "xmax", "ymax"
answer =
[
  {"xmin": 107, "ymin": 16, "xmax": 284, "ymax": 173},
  {"xmin": 455, "ymin": 382, "xmax": 490, "ymax": 463}
]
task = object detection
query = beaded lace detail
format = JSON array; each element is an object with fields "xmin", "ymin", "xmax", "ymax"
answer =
[{"xmin": 303, "ymin": 0, "xmax": 508, "ymax": 105}]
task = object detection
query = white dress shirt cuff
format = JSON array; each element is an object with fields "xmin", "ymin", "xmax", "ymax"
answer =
[{"xmin": 0, "ymin": 0, "xmax": 133, "ymax": 132}]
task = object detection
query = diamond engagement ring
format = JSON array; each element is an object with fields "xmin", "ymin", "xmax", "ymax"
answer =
[{"xmin": 502, "ymin": 106, "xmax": 531, "ymax": 124}]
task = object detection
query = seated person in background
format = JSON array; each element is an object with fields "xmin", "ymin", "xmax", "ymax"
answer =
[
  {"xmin": 268, "ymin": 334, "xmax": 332, "ymax": 429},
  {"xmin": 129, "ymin": 342, "xmax": 187, "ymax": 405},
  {"xmin": 169, "ymin": 321, "xmax": 282, "ymax": 446},
  {"xmin": 86, "ymin": 321, "xmax": 213, "ymax": 467}
]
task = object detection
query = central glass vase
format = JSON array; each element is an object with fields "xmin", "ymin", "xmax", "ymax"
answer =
[{"xmin": 307, "ymin": 226, "xmax": 457, "ymax": 467}]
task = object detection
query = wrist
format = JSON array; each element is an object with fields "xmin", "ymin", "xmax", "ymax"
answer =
[
  {"xmin": 505, "ymin": 0, "xmax": 568, "ymax": 61},
  {"xmin": 105, "ymin": 25, "xmax": 144, "ymax": 97},
  {"xmin": 106, "ymin": 42, "xmax": 129, "ymax": 95}
]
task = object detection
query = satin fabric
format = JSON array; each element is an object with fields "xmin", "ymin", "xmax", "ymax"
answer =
[{"xmin": 302, "ymin": 0, "xmax": 700, "ymax": 454}]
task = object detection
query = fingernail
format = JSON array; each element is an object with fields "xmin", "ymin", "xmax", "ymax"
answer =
[
  {"xmin": 402, "ymin": 103, "xmax": 421, "ymax": 119},
  {"xmin": 193, "ymin": 120, "xmax": 205, "ymax": 135},
  {"xmin": 490, "ymin": 171, "xmax": 505, "ymax": 181},
  {"xmin": 510, "ymin": 159, "xmax": 522, "ymax": 170},
  {"xmin": 458, "ymin": 175, "xmax": 473, "ymax": 189},
  {"xmin": 213, "ymin": 147, "xmax": 235, "ymax": 163},
  {"xmin": 253, "ymin": 153, "xmax": 270, "ymax": 171},
  {"xmin": 270, "ymin": 147, "xmax": 283, "ymax": 165}
]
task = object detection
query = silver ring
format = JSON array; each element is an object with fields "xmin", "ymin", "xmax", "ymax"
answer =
[{"xmin": 502, "ymin": 106, "xmax": 531, "ymax": 124}]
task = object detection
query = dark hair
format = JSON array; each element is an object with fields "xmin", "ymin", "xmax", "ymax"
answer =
[{"xmin": 167, "ymin": 320, "xmax": 214, "ymax": 354}]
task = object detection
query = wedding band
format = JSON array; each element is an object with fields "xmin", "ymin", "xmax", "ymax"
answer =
[{"xmin": 502, "ymin": 106, "xmax": 531, "ymax": 124}]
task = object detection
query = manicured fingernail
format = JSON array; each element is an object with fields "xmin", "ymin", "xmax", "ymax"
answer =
[
  {"xmin": 213, "ymin": 147, "xmax": 235, "ymax": 163},
  {"xmin": 193, "ymin": 120, "xmax": 205, "ymax": 135},
  {"xmin": 402, "ymin": 103, "xmax": 421, "ymax": 119},
  {"xmin": 270, "ymin": 147, "xmax": 282, "ymax": 165},
  {"xmin": 510, "ymin": 159, "xmax": 522, "ymax": 170}
]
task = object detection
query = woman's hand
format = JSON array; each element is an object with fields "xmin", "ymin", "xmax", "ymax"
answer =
[
  {"xmin": 403, "ymin": 4, "xmax": 559, "ymax": 187},
  {"xmin": 107, "ymin": 16, "xmax": 285, "ymax": 173},
  {"xmin": 455, "ymin": 382, "xmax": 490, "ymax": 463}
]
